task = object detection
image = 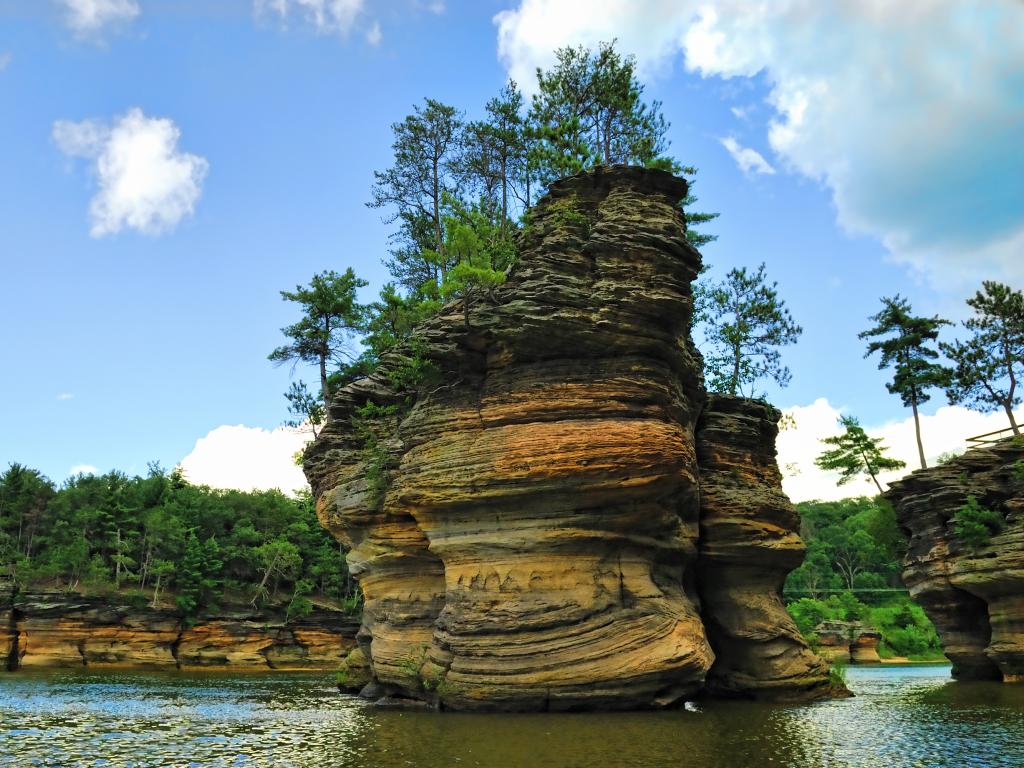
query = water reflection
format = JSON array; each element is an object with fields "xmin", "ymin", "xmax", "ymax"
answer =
[{"xmin": 1, "ymin": 666, "xmax": 1022, "ymax": 768}]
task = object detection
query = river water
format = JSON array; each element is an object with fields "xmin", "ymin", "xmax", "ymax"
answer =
[{"xmin": 1, "ymin": 665, "xmax": 1022, "ymax": 767}]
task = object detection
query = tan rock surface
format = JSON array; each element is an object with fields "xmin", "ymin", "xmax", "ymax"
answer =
[
  {"xmin": 3, "ymin": 590, "xmax": 357, "ymax": 671},
  {"xmin": 696, "ymin": 395, "xmax": 834, "ymax": 699},
  {"xmin": 306, "ymin": 166, "xmax": 832, "ymax": 710}
]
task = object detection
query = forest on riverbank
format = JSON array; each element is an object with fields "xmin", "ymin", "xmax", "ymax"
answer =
[
  {"xmin": 0, "ymin": 463, "xmax": 359, "ymax": 623},
  {"xmin": 784, "ymin": 496, "xmax": 943, "ymax": 660}
]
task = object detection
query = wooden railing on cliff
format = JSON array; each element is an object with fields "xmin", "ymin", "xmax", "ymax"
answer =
[{"xmin": 966, "ymin": 427, "xmax": 1019, "ymax": 446}]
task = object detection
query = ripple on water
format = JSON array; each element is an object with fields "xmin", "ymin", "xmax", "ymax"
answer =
[{"xmin": 1, "ymin": 666, "xmax": 1022, "ymax": 768}]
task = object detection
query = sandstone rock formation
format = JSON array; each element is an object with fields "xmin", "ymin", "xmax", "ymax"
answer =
[
  {"xmin": 305, "ymin": 165, "xmax": 835, "ymax": 710},
  {"xmin": 697, "ymin": 395, "xmax": 833, "ymax": 697},
  {"xmin": 814, "ymin": 620, "xmax": 881, "ymax": 664},
  {"xmin": 885, "ymin": 438, "xmax": 1024, "ymax": 682},
  {"xmin": 2, "ymin": 588, "xmax": 358, "ymax": 671}
]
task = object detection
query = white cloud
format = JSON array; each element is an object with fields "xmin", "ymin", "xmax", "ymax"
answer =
[
  {"xmin": 729, "ymin": 105, "xmax": 748, "ymax": 120},
  {"xmin": 255, "ymin": 0, "xmax": 364, "ymax": 36},
  {"xmin": 720, "ymin": 136, "xmax": 775, "ymax": 176},
  {"xmin": 69, "ymin": 464, "xmax": 98, "ymax": 476},
  {"xmin": 493, "ymin": 1, "xmax": 1024, "ymax": 288},
  {"xmin": 365, "ymin": 20, "xmax": 381, "ymax": 45},
  {"xmin": 0, "ymin": 52, "xmax": 11, "ymax": 72},
  {"xmin": 178, "ymin": 424, "xmax": 310, "ymax": 494},
  {"xmin": 59, "ymin": 0, "xmax": 139, "ymax": 38},
  {"xmin": 56, "ymin": 393, "xmax": 75, "ymax": 401},
  {"xmin": 53, "ymin": 108, "xmax": 208, "ymax": 237},
  {"xmin": 778, "ymin": 397, "xmax": 1024, "ymax": 503}
]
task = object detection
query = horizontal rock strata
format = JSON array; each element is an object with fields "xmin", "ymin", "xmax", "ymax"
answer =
[
  {"xmin": 2, "ymin": 589, "xmax": 358, "ymax": 671},
  {"xmin": 697, "ymin": 396, "xmax": 834, "ymax": 699},
  {"xmin": 305, "ymin": 165, "xmax": 833, "ymax": 710},
  {"xmin": 885, "ymin": 438, "xmax": 1024, "ymax": 681}
]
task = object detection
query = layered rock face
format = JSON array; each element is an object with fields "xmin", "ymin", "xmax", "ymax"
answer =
[
  {"xmin": 696, "ymin": 396, "xmax": 833, "ymax": 698},
  {"xmin": 885, "ymin": 439, "xmax": 1024, "ymax": 681},
  {"xmin": 2, "ymin": 589, "xmax": 358, "ymax": 671},
  {"xmin": 306, "ymin": 166, "xmax": 833, "ymax": 710}
]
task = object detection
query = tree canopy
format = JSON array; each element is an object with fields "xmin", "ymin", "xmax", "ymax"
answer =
[
  {"xmin": 859, "ymin": 295, "xmax": 949, "ymax": 468},
  {"xmin": 0, "ymin": 463, "xmax": 359, "ymax": 622},
  {"xmin": 698, "ymin": 262, "xmax": 802, "ymax": 397},
  {"xmin": 814, "ymin": 416, "xmax": 906, "ymax": 494},
  {"xmin": 268, "ymin": 268, "xmax": 367, "ymax": 409},
  {"xmin": 941, "ymin": 281, "xmax": 1023, "ymax": 435}
]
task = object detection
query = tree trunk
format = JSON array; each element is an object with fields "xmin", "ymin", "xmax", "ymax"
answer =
[
  {"xmin": 251, "ymin": 551, "xmax": 280, "ymax": 607},
  {"xmin": 115, "ymin": 528, "xmax": 122, "ymax": 591},
  {"xmin": 911, "ymin": 398, "xmax": 927, "ymax": 469},
  {"xmin": 151, "ymin": 572, "xmax": 162, "ymax": 609},
  {"xmin": 1005, "ymin": 401, "xmax": 1020, "ymax": 436}
]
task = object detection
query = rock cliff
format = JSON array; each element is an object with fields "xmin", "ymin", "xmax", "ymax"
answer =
[
  {"xmin": 885, "ymin": 438, "xmax": 1024, "ymax": 682},
  {"xmin": 697, "ymin": 395, "xmax": 833, "ymax": 697},
  {"xmin": 305, "ymin": 165, "xmax": 835, "ymax": 710},
  {"xmin": 2, "ymin": 588, "xmax": 358, "ymax": 671}
]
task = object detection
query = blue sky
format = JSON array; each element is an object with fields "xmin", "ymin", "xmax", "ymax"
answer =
[{"xmin": 1, "ymin": 1, "xmax": 1022, "ymax": 498}]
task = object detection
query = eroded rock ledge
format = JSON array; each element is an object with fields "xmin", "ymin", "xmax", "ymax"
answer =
[
  {"xmin": 885, "ymin": 439, "xmax": 1024, "ymax": 682},
  {"xmin": 1, "ymin": 589, "xmax": 358, "ymax": 671},
  {"xmin": 305, "ymin": 165, "xmax": 835, "ymax": 710}
]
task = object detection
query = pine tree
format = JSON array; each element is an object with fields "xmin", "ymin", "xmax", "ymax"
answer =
[
  {"xmin": 698, "ymin": 263, "xmax": 802, "ymax": 397},
  {"xmin": 859, "ymin": 295, "xmax": 949, "ymax": 468},
  {"xmin": 814, "ymin": 416, "xmax": 907, "ymax": 494},
  {"xmin": 941, "ymin": 281, "xmax": 1024, "ymax": 435},
  {"xmin": 269, "ymin": 268, "xmax": 368, "ymax": 409}
]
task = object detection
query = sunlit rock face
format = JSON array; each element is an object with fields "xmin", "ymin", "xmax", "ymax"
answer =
[
  {"xmin": 305, "ymin": 166, "xmax": 833, "ymax": 711},
  {"xmin": 885, "ymin": 440, "xmax": 1024, "ymax": 682},
  {"xmin": 0, "ymin": 589, "xmax": 358, "ymax": 671},
  {"xmin": 696, "ymin": 395, "xmax": 834, "ymax": 699}
]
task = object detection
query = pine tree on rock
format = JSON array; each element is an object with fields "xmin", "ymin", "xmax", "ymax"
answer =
[
  {"xmin": 269, "ymin": 268, "xmax": 368, "ymax": 412},
  {"xmin": 698, "ymin": 263, "xmax": 802, "ymax": 397},
  {"xmin": 859, "ymin": 295, "xmax": 949, "ymax": 469},
  {"xmin": 941, "ymin": 281, "xmax": 1024, "ymax": 435}
]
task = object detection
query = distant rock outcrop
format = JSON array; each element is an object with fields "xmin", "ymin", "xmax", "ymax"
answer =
[
  {"xmin": 305, "ymin": 166, "xmax": 837, "ymax": 710},
  {"xmin": 814, "ymin": 620, "xmax": 882, "ymax": 664},
  {"xmin": 2, "ymin": 588, "xmax": 358, "ymax": 671},
  {"xmin": 885, "ymin": 438, "xmax": 1024, "ymax": 681}
]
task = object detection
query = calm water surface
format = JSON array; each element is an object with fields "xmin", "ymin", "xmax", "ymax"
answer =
[{"xmin": 1, "ymin": 665, "xmax": 1022, "ymax": 767}]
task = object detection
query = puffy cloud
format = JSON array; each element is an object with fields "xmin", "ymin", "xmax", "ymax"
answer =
[
  {"xmin": 177, "ymin": 424, "xmax": 310, "ymax": 495},
  {"xmin": 778, "ymin": 397, "xmax": 1023, "ymax": 503},
  {"xmin": 720, "ymin": 136, "xmax": 774, "ymax": 176},
  {"xmin": 69, "ymin": 464, "xmax": 98, "ymax": 476},
  {"xmin": 53, "ymin": 108, "xmax": 208, "ymax": 237},
  {"xmin": 255, "ymin": 0, "xmax": 365, "ymax": 36},
  {"xmin": 59, "ymin": 0, "xmax": 139, "ymax": 38},
  {"xmin": 493, "ymin": 1, "xmax": 1024, "ymax": 287}
]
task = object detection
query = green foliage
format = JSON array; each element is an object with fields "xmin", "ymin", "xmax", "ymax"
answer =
[
  {"xmin": 0, "ymin": 463, "xmax": 359, "ymax": 620},
  {"xmin": 936, "ymin": 450, "xmax": 963, "ymax": 465},
  {"xmin": 352, "ymin": 402, "xmax": 403, "ymax": 507},
  {"xmin": 814, "ymin": 416, "xmax": 906, "ymax": 494},
  {"xmin": 269, "ymin": 268, "xmax": 368, "ymax": 406},
  {"xmin": 828, "ymin": 658, "xmax": 848, "ymax": 687},
  {"xmin": 1013, "ymin": 460, "xmax": 1024, "ymax": 481},
  {"xmin": 859, "ymin": 295, "xmax": 949, "ymax": 468},
  {"xmin": 952, "ymin": 495, "xmax": 1004, "ymax": 549},
  {"xmin": 697, "ymin": 262, "xmax": 802, "ymax": 397},
  {"xmin": 785, "ymin": 497, "xmax": 943, "ymax": 660},
  {"xmin": 941, "ymin": 281, "xmax": 1024, "ymax": 435},
  {"xmin": 283, "ymin": 380, "xmax": 325, "ymax": 437}
]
